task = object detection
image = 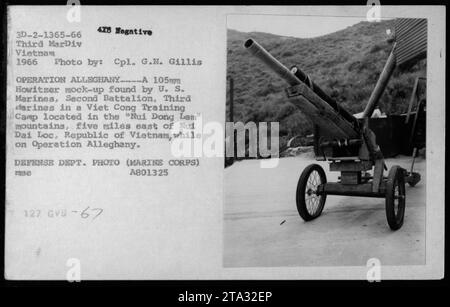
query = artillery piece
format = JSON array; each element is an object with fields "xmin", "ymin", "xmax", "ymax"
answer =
[{"xmin": 244, "ymin": 19, "xmax": 426, "ymax": 230}]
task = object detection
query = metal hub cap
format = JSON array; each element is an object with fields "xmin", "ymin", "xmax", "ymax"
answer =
[{"xmin": 305, "ymin": 170, "xmax": 322, "ymax": 215}]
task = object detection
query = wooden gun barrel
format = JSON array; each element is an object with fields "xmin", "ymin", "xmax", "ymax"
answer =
[
  {"xmin": 244, "ymin": 39, "xmax": 301, "ymax": 85},
  {"xmin": 244, "ymin": 38, "xmax": 360, "ymax": 136}
]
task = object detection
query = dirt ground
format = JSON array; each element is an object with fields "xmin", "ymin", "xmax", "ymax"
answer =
[{"xmin": 224, "ymin": 155, "xmax": 426, "ymax": 267}]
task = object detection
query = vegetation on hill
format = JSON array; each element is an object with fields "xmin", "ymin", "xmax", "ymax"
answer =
[{"xmin": 226, "ymin": 20, "xmax": 426, "ymax": 148}]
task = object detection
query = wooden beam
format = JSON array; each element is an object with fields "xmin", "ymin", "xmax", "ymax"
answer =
[
  {"xmin": 341, "ymin": 172, "xmax": 362, "ymax": 184},
  {"xmin": 287, "ymin": 95, "xmax": 352, "ymax": 140},
  {"xmin": 321, "ymin": 182, "xmax": 386, "ymax": 197},
  {"xmin": 286, "ymin": 83, "xmax": 359, "ymax": 139},
  {"xmin": 330, "ymin": 161, "xmax": 373, "ymax": 172}
]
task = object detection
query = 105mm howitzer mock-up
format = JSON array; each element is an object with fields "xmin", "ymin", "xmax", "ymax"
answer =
[{"xmin": 244, "ymin": 18, "xmax": 426, "ymax": 230}]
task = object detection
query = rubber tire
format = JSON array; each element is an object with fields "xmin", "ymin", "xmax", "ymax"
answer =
[
  {"xmin": 385, "ymin": 166, "xmax": 406, "ymax": 230},
  {"xmin": 296, "ymin": 164, "xmax": 327, "ymax": 221}
]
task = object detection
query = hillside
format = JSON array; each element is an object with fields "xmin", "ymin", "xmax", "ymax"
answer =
[{"xmin": 226, "ymin": 20, "xmax": 426, "ymax": 146}]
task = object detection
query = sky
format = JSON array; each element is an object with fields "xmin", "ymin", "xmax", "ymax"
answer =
[{"xmin": 227, "ymin": 15, "xmax": 368, "ymax": 39}]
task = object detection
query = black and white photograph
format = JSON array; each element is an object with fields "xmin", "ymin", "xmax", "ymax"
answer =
[
  {"xmin": 1, "ymin": 4, "xmax": 446, "ymax": 288},
  {"xmin": 224, "ymin": 15, "xmax": 430, "ymax": 268}
]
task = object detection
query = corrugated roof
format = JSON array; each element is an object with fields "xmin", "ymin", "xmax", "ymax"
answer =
[{"xmin": 394, "ymin": 18, "xmax": 427, "ymax": 67}]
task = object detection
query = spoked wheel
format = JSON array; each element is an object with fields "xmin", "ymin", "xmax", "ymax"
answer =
[
  {"xmin": 296, "ymin": 164, "xmax": 327, "ymax": 221},
  {"xmin": 385, "ymin": 166, "xmax": 406, "ymax": 230}
]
